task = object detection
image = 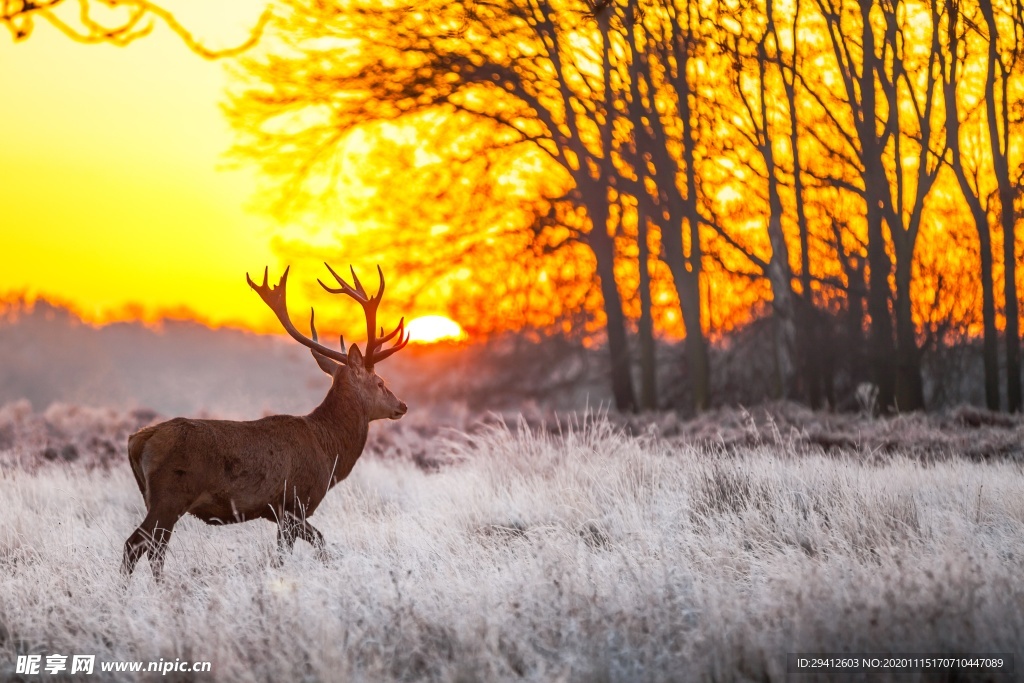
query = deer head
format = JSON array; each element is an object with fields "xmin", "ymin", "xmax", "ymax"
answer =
[{"xmin": 246, "ymin": 263, "xmax": 409, "ymax": 421}]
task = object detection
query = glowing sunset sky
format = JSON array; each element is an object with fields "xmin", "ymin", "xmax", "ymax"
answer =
[{"xmin": 0, "ymin": 2, "xmax": 291, "ymax": 331}]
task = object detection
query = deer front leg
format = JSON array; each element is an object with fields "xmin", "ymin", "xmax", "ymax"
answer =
[
  {"xmin": 274, "ymin": 515, "xmax": 300, "ymax": 566},
  {"xmin": 122, "ymin": 507, "xmax": 180, "ymax": 581}
]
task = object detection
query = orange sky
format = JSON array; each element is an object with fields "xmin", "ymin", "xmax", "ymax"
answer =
[
  {"xmin": 0, "ymin": 2, "xmax": 300, "ymax": 331},
  {"xmin": 2, "ymin": 0, "xmax": 1008, "ymax": 350}
]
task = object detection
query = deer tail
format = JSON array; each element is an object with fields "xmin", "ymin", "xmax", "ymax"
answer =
[{"xmin": 127, "ymin": 427, "xmax": 158, "ymax": 504}]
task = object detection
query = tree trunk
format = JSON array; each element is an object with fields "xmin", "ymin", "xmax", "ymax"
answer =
[
  {"xmin": 893, "ymin": 245, "xmax": 925, "ymax": 410},
  {"xmin": 587, "ymin": 11, "xmax": 635, "ymax": 413},
  {"xmin": 762, "ymin": 138, "xmax": 797, "ymax": 397},
  {"xmin": 660, "ymin": 218, "xmax": 710, "ymax": 412},
  {"xmin": 587, "ymin": 199, "xmax": 637, "ymax": 413},
  {"xmin": 859, "ymin": 0, "xmax": 897, "ymax": 412},
  {"xmin": 943, "ymin": 0, "xmax": 1001, "ymax": 410},
  {"xmin": 678, "ymin": 267, "xmax": 709, "ymax": 411},
  {"xmin": 783, "ymin": 0, "xmax": 822, "ymax": 408},
  {"xmin": 864, "ymin": 192, "xmax": 897, "ymax": 411},
  {"xmin": 637, "ymin": 209, "xmax": 657, "ymax": 410},
  {"xmin": 844, "ymin": 251, "xmax": 869, "ymax": 387},
  {"xmin": 765, "ymin": 198, "xmax": 797, "ymax": 399},
  {"xmin": 955, "ymin": 185, "xmax": 1000, "ymax": 411},
  {"xmin": 785, "ymin": 62, "xmax": 821, "ymax": 406},
  {"xmin": 676, "ymin": 39, "xmax": 711, "ymax": 412},
  {"xmin": 980, "ymin": 226, "xmax": 1001, "ymax": 410},
  {"xmin": 1001, "ymin": 199, "xmax": 1021, "ymax": 412},
  {"xmin": 979, "ymin": 0, "xmax": 1021, "ymax": 412},
  {"xmin": 758, "ymin": 0, "xmax": 798, "ymax": 400}
]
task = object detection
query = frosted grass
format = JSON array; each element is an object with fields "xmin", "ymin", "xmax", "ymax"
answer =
[{"xmin": 1, "ymin": 416, "xmax": 1021, "ymax": 682}]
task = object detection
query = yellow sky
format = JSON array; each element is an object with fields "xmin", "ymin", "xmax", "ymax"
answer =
[{"xmin": 0, "ymin": 2, "xmax": 295, "ymax": 331}]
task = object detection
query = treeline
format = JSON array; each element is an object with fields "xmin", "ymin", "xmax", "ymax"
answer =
[{"xmin": 226, "ymin": 0, "xmax": 1024, "ymax": 413}]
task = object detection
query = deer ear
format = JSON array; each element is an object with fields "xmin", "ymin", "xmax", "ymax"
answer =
[
  {"xmin": 310, "ymin": 349, "xmax": 340, "ymax": 377},
  {"xmin": 347, "ymin": 343, "xmax": 364, "ymax": 368}
]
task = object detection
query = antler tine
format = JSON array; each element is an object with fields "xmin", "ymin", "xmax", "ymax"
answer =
[
  {"xmin": 315, "ymin": 262, "xmax": 407, "ymax": 370},
  {"xmin": 245, "ymin": 264, "xmax": 284, "ymax": 302},
  {"xmin": 246, "ymin": 266, "xmax": 349, "ymax": 364},
  {"xmin": 349, "ymin": 265, "xmax": 367, "ymax": 299},
  {"xmin": 319, "ymin": 262, "xmax": 368, "ymax": 302},
  {"xmin": 319, "ymin": 262, "xmax": 386, "ymax": 369},
  {"xmin": 373, "ymin": 317, "xmax": 405, "ymax": 352},
  {"xmin": 371, "ymin": 329, "xmax": 410, "ymax": 364}
]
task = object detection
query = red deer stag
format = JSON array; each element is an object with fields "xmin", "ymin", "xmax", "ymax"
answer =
[{"xmin": 122, "ymin": 263, "xmax": 409, "ymax": 579}]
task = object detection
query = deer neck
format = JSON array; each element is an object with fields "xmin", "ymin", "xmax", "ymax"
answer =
[{"xmin": 308, "ymin": 377, "xmax": 370, "ymax": 480}]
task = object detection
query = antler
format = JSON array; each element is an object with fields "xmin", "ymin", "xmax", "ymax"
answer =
[
  {"xmin": 318, "ymin": 263, "xmax": 410, "ymax": 369},
  {"xmin": 246, "ymin": 266, "xmax": 350, "ymax": 364}
]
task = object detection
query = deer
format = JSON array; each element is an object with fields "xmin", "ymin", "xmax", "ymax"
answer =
[{"xmin": 122, "ymin": 263, "xmax": 410, "ymax": 579}]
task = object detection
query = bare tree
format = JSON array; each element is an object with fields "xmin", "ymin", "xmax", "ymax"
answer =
[
  {"xmin": 618, "ymin": 0, "xmax": 713, "ymax": 411},
  {"xmin": 780, "ymin": 0, "xmax": 827, "ymax": 407},
  {"xmin": 227, "ymin": 0, "xmax": 639, "ymax": 411},
  {"xmin": 3, "ymin": 0, "xmax": 270, "ymax": 57},
  {"xmin": 941, "ymin": 0, "xmax": 1001, "ymax": 410},
  {"xmin": 226, "ymin": 0, "xmax": 1008, "ymax": 413},
  {"xmin": 978, "ymin": 0, "xmax": 1023, "ymax": 411},
  {"xmin": 715, "ymin": 0, "xmax": 800, "ymax": 399},
  {"xmin": 809, "ymin": 0, "xmax": 945, "ymax": 412}
]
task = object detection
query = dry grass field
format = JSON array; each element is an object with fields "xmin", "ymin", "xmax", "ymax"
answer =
[{"xmin": 1, "ymin": 401, "xmax": 1022, "ymax": 682}]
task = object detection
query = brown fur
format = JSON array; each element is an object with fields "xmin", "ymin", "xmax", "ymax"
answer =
[{"xmin": 122, "ymin": 348, "xmax": 406, "ymax": 579}]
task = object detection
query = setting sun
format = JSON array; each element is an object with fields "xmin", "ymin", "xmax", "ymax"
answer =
[{"xmin": 406, "ymin": 315, "xmax": 465, "ymax": 344}]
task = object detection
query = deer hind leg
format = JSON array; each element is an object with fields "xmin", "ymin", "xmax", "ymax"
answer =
[
  {"xmin": 274, "ymin": 515, "xmax": 327, "ymax": 564},
  {"xmin": 122, "ymin": 526, "xmax": 149, "ymax": 578},
  {"xmin": 146, "ymin": 523, "xmax": 177, "ymax": 580},
  {"xmin": 296, "ymin": 520, "xmax": 328, "ymax": 563},
  {"xmin": 122, "ymin": 507, "xmax": 180, "ymax": 580}
]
